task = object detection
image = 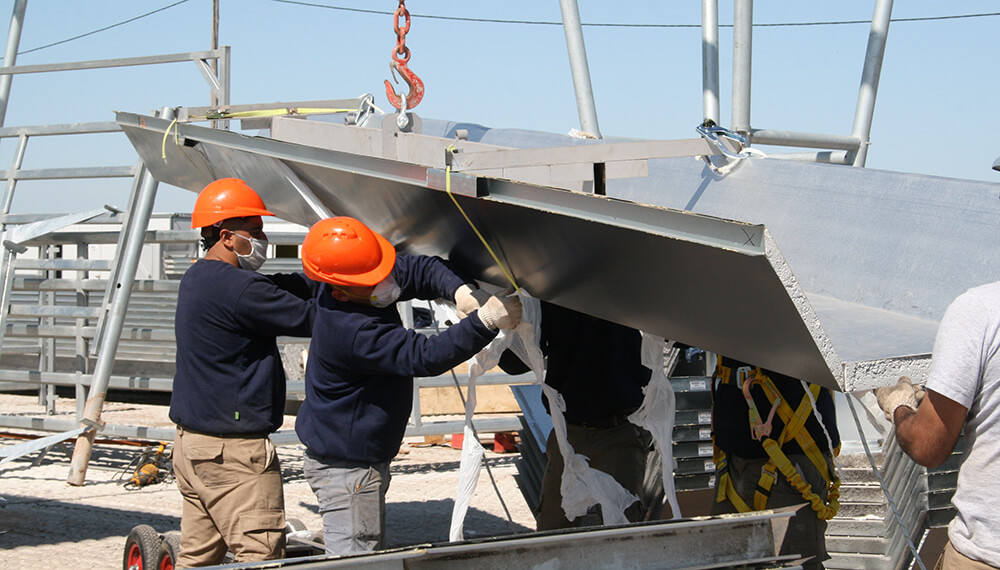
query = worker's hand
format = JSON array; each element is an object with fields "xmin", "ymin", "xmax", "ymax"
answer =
[
  {"xmin": 875, "ymin": 376, "xmax": 920, "ymax": 423},
  {"xmin": 476, "ymin": 293, "xmax": 522, "ymax": 330},
  {"xmin": 455, "ymin": 284, "xmax": 490, "ymax": 319}
]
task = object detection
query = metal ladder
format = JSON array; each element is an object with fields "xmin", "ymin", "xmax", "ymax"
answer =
[{"xmin": 0, "ymin": 23, "xmax": 231, "ymax": 479}]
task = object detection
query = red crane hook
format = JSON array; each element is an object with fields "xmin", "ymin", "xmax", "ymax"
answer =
[
  {"xmin": 384, "ymin": 59, "xmax": 424, "ymax": 112},
  {"xmin": 384, "ymin": 0, "xmax": 424, "ymax": 111}
]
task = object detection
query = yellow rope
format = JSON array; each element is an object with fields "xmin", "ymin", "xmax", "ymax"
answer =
[
  {"xmin": 444, "ymin": 146, "xmax": 521, "ymax": 293},
  {"xmin": 189, "ymin": 107, "xmax": 356, "ymax": 120},
  {"xmin": 159, "ymin": 117, "xmax": 212, "ymax": 183},
  {"xmin": 161, "ymin": 118, "xmax": 180, "ymax": 161}
]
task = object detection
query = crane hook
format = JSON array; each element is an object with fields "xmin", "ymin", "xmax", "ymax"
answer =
[{"xmin": 384, "ymin": 59, "xmax": 424, "ymax": 112}]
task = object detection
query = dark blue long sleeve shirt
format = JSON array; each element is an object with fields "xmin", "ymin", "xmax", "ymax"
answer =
[
  {"xmin": 295, "ymin": 254, "xmax": 497, "ymax": 464},
  {"xmin": 169, "ymin": 260, "xmax": 317, "ymax": 435}
]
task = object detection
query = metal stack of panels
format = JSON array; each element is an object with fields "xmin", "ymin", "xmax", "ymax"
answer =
[
  {"xmin": 670, "ymin": 376, "xmax": 716, "ymax": 492},
  {"xmin": 823, "ymin": 434, "xmax": 963, "ymax": 569}
]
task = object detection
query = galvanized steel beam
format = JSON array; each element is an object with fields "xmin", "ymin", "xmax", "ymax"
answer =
[{"xmin": 236, "ymin": 507, "xmax": 799, "ymax": 569}]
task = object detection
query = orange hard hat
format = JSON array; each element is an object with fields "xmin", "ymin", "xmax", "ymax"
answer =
[
  {"xmin": 190, "ymin": 178, "xmax": 275, "ymax": 228},
  {"xmin": 301, "ymin": 217, "xmax": 397, "ymax": 287}
]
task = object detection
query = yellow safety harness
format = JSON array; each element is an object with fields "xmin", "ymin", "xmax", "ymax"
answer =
[{"xmin": 711, "ymin": 357, "xmax": 841, "ymax": 520}]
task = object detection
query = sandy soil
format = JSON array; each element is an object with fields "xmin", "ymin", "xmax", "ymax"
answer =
[{"xmin": 0, "ymin": 393, "xmax": 535, "ymax": 569}]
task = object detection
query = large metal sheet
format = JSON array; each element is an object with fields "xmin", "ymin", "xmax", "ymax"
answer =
[
  {"xmin": 116, "ymin": 111, "xmax": 998, "ymax": 392},
  {"xmin": 234, "ymin": 508, "xmax": 799, "ymax": 569}
]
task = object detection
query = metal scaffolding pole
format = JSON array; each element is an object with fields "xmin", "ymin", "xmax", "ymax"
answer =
[
  {"xmin": 731, "ymin": 0, "xmax": 752, "ymax": 134},
  {"xmin": 850, "ymin": 0, "xmax": 893, "ymax": 167},
  {"xmin": 701, "ymin": 0, "xmax": 720, "ymax": 125},
  {"xmin": 0, "ymin": 0, "xmax": 26, "ymax": 127},
  {"xmin": 558, "ymin": 0, "xmax": 601, "ymax": 139},
  {"xmin": 67, "ymin": 108, "xmax": 171, "ymax": 485}
]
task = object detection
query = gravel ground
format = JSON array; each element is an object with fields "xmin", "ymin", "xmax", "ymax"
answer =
[{"xmin": 0, "ymin": 393, "xmax": 535, "ymax": 569}]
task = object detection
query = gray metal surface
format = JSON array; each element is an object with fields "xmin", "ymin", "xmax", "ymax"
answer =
[
  {"xmin": 116, "ymin": 111, "xmax": 1000, "ymax": 392},
  {"xmin": 229, "ymin": 507, "xmax": 799, "ymax": 569}
]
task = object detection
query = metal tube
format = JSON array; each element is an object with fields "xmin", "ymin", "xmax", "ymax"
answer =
[
  {"xmin": 0, "ymin": 0, "xmax": 26, "ymax": 127},
  {"xmin": 67, "ymin": 108, "xmax": 171, "ymax": 486},
  {"xmin": 218, "ymin": 44, "xmax": 231, "ymax": 130},
  {"xmin": 749, "ymin": 129, "xmax": 863, "ymax": 150},
  {"xmin": 75, "ymin": 241, "xmax": 89, "ymax": 421},
  {"xmin": 850, "ymin": 0, "xmax": 893, "ymax": 167},
  {"xmin": 558, "ymin": 0, "xmax": 601, "ymax": 139},
  {"xmin": 701, "ymin": 0, "xmax": 720, "ymax": 125},
  {"xmin": 731, "ymin": 0, "xmax": 752, "ymax": 134},
  {"xmin": 764, "ymin": 150, "xmax": 852, "ymax": 165},
  {"xmin": 211, "ymin": 0, "xmax": 219, "ymax": 107}
]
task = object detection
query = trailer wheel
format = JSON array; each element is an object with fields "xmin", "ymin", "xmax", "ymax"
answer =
[
  {"xmin": 285, "ymin": 518, "xmax": 307, "ymax": 533},
  {"xmin": 123, "ymin": 524, "xmax": 161, "ymax": 570},
  {"xmin": 156, "ymin": 532, "xmax": 181, "ymax": 570}
]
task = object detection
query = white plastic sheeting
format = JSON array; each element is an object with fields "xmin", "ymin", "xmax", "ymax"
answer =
[
  {"xmin": 447, "ymin": 311, "xmax": 524, "ymax": 541},
  {"xmin": 628, "ymin": 333, "xmax": 681, "ymax": 519},
  {"xmin": 449, "ymin": 292, "xmax": 547, "ymax": 541},
  {"xmin": 450, "ymin": 293, "xmax": 645, "ymax": 539}
]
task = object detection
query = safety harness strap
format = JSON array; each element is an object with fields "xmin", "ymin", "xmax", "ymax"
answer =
[{"xmin": 711, "ymin": 358, "xmax": 841, "ymax": 520}]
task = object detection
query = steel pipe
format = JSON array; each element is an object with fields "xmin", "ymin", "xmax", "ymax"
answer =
[
  {"xmin": 749, "ymin": 129, "xmax": 863, "ymax": 151},
  {"xmin": 67, "ymin": 108, "xmax": 170, "ymax": 486},
  {"xmin": 850, "ymin": 0, "xmax": 893, "ymax": 167},
  {"xmin": 0, "ymin": 0, "xmax": 26, "ymax": 127},
  {"xmin": 731, "ymin": 0, "xmax": 753, "ymax": 134},
  {"xmin": 701, "ymin": 0, "xmax": 720, "ymax": 125},
  {"xmin": 558, "ymin": 0, "xmax": 601, "ymax": 139}
]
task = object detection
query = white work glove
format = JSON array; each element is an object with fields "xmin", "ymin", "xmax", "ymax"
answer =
[
  {"xmin": 455, "ymin": 284, "xmax": 491, "ymax": 319},
  {"xmin": 874, "ymin": 376, "xmax": 921, "ymax": 423},
  {"xmin": 476, "ymin": 294, "xmax": 522, "ymax": 330}
]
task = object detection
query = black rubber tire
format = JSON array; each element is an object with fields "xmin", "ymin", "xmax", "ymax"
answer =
[
  {"xmin": 155, "ymin": 532, "xmax": 181, "ymax": 570},
  {"xmin": 285, "ymin": 517, "xmax": 307, "ymax": 533},
  {"xmin": 123, "ymin": 524, "xmax": 161, "ymax": 570}
]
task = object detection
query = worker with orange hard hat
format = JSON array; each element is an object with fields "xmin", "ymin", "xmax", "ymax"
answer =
[
  {"xmin": 169, "ymin": 178, "xmax": 318, "ymax": 567},
  {"xmin": 294, "ymin": 216, "xmax": 521, "ymax": 555}
]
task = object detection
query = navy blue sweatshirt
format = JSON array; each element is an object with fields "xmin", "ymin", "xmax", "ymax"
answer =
[
  {"xmin": 295, "ymin": 254, "xmax": 497, "ymax": 464},
  {"xmin": 170, "ymin": 260, "xmax": 317, "ymax": 435},
  {"xmin": 499, "ymin": 302, "xmax": 651, "ymax": 425}
]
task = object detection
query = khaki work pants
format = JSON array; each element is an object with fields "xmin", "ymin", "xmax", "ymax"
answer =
[
  {"xmin": 936, "ymin": 542, "xmax": 1000, "ymax": 570},
  {"xmin": 172, "ymin": 427, "xmax": 285, "ymax": 568}
]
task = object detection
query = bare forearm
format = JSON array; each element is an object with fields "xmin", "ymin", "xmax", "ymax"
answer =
[{"xmin": 893, "ymin": 406, "xmax": 953, "ymax": 468}]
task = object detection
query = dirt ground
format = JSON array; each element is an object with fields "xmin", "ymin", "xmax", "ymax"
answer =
[{"xmin": 0, "ymin": 393, "xmax": 535, "ymax": 570}]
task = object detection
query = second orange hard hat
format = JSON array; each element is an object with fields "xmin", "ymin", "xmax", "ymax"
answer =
[{"xmin": 301, "ymin": 217, "xmax": 397, "ymax": 287}]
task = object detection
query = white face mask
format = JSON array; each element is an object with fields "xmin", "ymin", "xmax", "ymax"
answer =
[
  {"xmin": 369, "ymin": 274, "xmax": 401, "ymax": 308},
  {"xmin": 232, "ymin": 232, "xmax": 268, "ymax": 272}
]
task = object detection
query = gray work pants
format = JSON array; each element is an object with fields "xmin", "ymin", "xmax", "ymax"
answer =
[{"xmin": 303, "ymin": 454, "xmax": 391, "ymax": 555}]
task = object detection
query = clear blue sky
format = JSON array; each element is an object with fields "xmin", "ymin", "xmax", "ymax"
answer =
[{"xmin": 2, "ymin": 0, "xmax": 999, "ymax": 215}]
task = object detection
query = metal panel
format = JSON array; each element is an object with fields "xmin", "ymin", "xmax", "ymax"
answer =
[
  {"xmin": 234, "ymin": 508, "xmax": 798, "ymax": 569},
  {"xmin": 116, "ymin": 111, "xmax": 1000, "ymax": 392},
  {"xmin": 119, "ymin": 110, "xmax": 847, "ymax": 389}
]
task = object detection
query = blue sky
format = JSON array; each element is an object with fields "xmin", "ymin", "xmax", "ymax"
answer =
[{"xmin": 2, "ymin": 1, "xmax": 999, "ymax": 214}]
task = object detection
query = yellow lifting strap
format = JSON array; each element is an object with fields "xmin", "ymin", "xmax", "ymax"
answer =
[
  {"xmin": 192, "ymin": 107, "xmax": 357, "ymax": 120},
  {"xmin": 711, "ymin": 359, "xmax": 841, "ymax": 520}
]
